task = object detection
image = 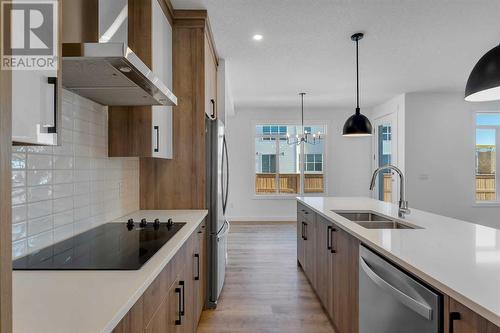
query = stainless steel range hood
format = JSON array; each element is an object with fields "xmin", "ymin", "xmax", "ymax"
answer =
[
  {"xmin": 61, "ymin": 0, "xmax": 177, "ymax": 106},
  {"xmin": 62, "ymin": 43, "xmax": 177, "ymax": 106}
]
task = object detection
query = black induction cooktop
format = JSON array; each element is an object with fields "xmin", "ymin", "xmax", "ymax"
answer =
[{"xmin": 12, "ymin": 220, "xmax": 186, "ymax": 270}]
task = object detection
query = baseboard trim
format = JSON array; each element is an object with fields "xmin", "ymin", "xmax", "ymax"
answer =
[{"xmin": 226, "ymin": 216, "xmax": 296, "ymax": 222}]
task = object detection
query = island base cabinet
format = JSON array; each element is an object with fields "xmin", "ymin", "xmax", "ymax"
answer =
[
  {"xmin": 297, "ymin": 216, "xmax": 306, "ymax": 267},
  {"xmin": 315, "ymin": 216, "xmax": 333, "ymax": 308},
  {"xmin": 331, "ymin": 227, "xmax": 359, "ymax": 333},
  {"xmin": 448, "ymin": 298, "xmax": 500, "ymax": 333},
  {"xmin": 297, "ymin": 206, "xmax": 359, "ymax": 333}
]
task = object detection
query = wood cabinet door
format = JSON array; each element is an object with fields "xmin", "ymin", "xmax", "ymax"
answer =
[
  {"xmin": 166, "ymin": 277, "xmax": 184, "ymax": 333},
  {"xmin": 331, "ymin": 227, "xmax": 359, "ymax": 333},
  {"xmin": 144, "ymin": 296, "xmax": 169, "ymax": 333},
  {"xmin": 297, "ymin": 214, "xmax": 306, "ymax": 267},
  {"xmin": 112, "ymin": 297, "xmax": 144, "ymax": 333},
  {"xmin": 204, "ymin": 34, "xmax": 218, "ymax": 119},
  {"xmin": 304, "ymin": 216, "xmax": 316, "ymax": 288},
  {"xmin": 315, "ymin": 216, "xmax": 332, "ymax": 306},
  {"xmin": 193, "ymin": 223, "xmax": 206, "ymax": 326},
  {"xmin": 449, "ymin": 298, "xmax": 500, "ymax": 333},
  {"xmin": 182, "ymin": 235, "xmax": 196, "ymax": 333}
]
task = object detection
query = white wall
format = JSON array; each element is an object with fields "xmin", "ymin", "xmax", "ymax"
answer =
[
  {"xmin": 404, "ymin": 92, "xmax": 500, "ymax": 229},
  {"xmin": 11, "ymin": 90, "xmax": 139, "ymax": 259},
  {"xmin": 225, "ymin": 107, "xmax": 372, "ymax": 221}
]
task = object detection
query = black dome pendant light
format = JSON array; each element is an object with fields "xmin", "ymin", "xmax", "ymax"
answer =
[
  {"xmin": 465, "ymin": 43, "xmax": 500, "ymax": 102},
  {"xmin": 343, "ymin": 32, "xmax": 373, "ymax": 137}
]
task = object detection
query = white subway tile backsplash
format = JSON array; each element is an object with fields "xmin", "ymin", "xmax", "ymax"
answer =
[
  {"xmin": 74, "ymin": 182, "xmax": 90, "ymax": 195},
  {"xmin": 53, "ymin": 170, "xmax": 73, "ymax": 184},
  {"xmin": 11, "ymin": 153, "xmax": 26, "ymax": 169},
  {"xmin": 53, "ymin": 197, "xmax": 73, "ymax": 213},
  {"xmin": 12, "ymin": 222, "xmax": 27, "ymax": 241},
  {"xmin": 73, "ymin": 170, "xmax": 90, "ymax": 183},
  {"xmin": 53, "ymin": 210, "xmax": 73, "ymax": 228},
  {"xmin": 54, "ymin": 156, "xmax": 74, "ymax": 169},
  {"xmin": 27, "ymin": 200, "xmax": 53, "ymax": 219},
  {"xmin": 27, "ymin": 185, "xmax": 52, "ymax": 202},
  {"xmin": 27, "ymin": 231, "xmax": 53, "ymax": 252},
  {"xmin": 74, "ymin": 144, "xmax": 90, "ymax": 157},
  {"xmin": 28, "ymin": 216, "xmax": 53, "ymax": 236},
  {"xmin": 61, "ymin": 129, "xmax": 73, "ymax": 143},
  {"xmin": 12, "ymin": 187, "xmax": 26, "ymax": 205},
  {"xmin": 11, "ymin": 170, "xmax": 26, "ymax": 188},
  {"xmin": 53, "ymin": 183, "xmax": 73, "ymax": 199},
  {"xmin": 12, "ymin": 240, "xmax": 27, "ymax": 259},
  {"xmin": 74, "ymin": 205, "xmax": 90, "ymax": 222},
  {"xmin": 11, "ymin": 90, "xmax": 139, "ymax": 259},
  {"xmin": 53, "ymin": 224, "xmax": 74, "ymax": 242},
  {"xmin": 73, "ymin": 193, "xmax": 90, "ymax": 208},
  {"xmin": 27, "ymin": 170, "xmax": 52, "ymax": 186},
  {"xmin": 12, "ymin": 204, "xmax": 27, "ymax": 223},
  {"xmin": 53, "ymin": 142, "xmax": 74, "ymax": 156},
  {"xmin": 74, "ymin": 219, "xmax": 92, "ymax": 234},
  {"xmin": 27, "ymin": 154, "xmax": 52, "ymax": 169},
  {"xmin": 26, "ymin": 146, "xmax": 53, "ymax": 154}
]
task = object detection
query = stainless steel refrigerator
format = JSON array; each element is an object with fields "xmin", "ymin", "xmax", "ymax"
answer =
[{"xmin": 205, "ymin": 116, "xmax": 230, "ymax": 308}]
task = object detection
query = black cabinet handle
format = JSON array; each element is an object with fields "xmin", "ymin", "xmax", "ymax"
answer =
[
  {"xmin": 449, "ymin": 312, "xmax": 460, "ymax": 333},
  {"xmin": 194, "ymin": 254, "xmax": 200, "ymax": 280},
  {"xmin": 175, "ymin": 287, "xmax": 182, "ymax": 325},
  {"xmin": 301, "ymin": 222, "xmax": 304, "ymax": 240},
  {"xmin": 303, "ymin": 222, "xmax": 308, "ymax": 240},
  {"xmin": 179, "ymin": 281, "xmax": 185, "ymax": 316},
  {"xmin": 47, "ymin": 77, "xmax": 57, "ymax": 134},
  {"xmin": 327, "ymin": 226, "xmax": 332, "ymax": 250},
  {"xmin": 154, "ymin": 125, "xmax": 159, "ymax": 152},
  {"xmin": 210, "ymin": 99, "xmax": 216, "ymax": 118},
  {"xmin": 330, "ymin": 228, "xmax": 337, "ymax": 254}
]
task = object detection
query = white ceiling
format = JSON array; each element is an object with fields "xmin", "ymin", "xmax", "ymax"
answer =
[{"xmin": 171, "ymin": 0, "xmax": 500, "ymax": 109}]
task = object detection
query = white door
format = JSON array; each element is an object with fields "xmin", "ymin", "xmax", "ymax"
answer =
[{"xmin": 372, "ymin": 113, "xmax": 398, "ymax": 203}]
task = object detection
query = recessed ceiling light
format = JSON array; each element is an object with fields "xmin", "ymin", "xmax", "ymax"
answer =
[{"xmin": 253, "ymin": 34, "xmax": 263, "ymax": 41}]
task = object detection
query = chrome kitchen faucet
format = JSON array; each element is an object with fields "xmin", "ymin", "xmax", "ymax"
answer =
[{"xmin": 370, "ymin": 165, "xmax": 410, "ymax": 218}]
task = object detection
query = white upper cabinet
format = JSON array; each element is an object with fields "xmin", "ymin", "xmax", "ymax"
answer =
[
  {"xmin": 151, "ymin": 0, "xmax": 173, "ymax": 159},
  {"xmin": 11, "ymin": 0, "xmax": 60, "ymax": 145}
]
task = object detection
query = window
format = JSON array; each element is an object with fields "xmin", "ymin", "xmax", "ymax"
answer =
[
  {"xmin": 475, "ymin": 113, "xmax": 499, "ymax": 202},
  {"xmin": 305, "ymin": 154, "xmax": 323, "ymax": 172},
  {"xmin": 255, "ymin": 124, "xmax": 326, "ymax": 195},
  {"xmin": 261, "ymin": 154, "xmax": 276, "ymax": 173}
]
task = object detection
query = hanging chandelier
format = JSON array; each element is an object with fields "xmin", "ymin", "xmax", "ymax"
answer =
[{"xmin": 286, "ymin": 93, "xmax": 322, "ymax": 145}]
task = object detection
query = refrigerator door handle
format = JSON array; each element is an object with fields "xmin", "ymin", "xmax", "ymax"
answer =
[
  {"xmin": 217, "ymin": 219, "xmax": 231, "ymax": 240},
  {"xmin": 221, "ymin": 135, "xmax": 226, "ymax": 214},
  {"xmin": 223, "ymin": 135, "xmax": 229, "ymax": 213}
]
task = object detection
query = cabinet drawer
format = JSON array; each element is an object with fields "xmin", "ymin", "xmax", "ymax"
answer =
[{"xmin": 297, "ymin": 203, "xmax": 314, "ymax": 222}]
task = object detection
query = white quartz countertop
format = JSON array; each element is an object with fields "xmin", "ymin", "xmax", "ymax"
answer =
[
  {"xmin": 13, "ymin": 210, "xmax": 208, "ymax": 333},
  {"xmin": 297, "ymin": 196, "xmax": 500, "ymax": 327}
]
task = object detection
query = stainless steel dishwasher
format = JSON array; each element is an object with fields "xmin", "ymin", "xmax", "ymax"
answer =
[{"xmin": 359, "ymin": 245, "xmax": 442, "ymax": 333}]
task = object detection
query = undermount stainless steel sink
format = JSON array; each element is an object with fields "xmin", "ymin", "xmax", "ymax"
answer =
[{"xmin": 332, "ymin": 210, "xmax": 422, "ymax": 230}]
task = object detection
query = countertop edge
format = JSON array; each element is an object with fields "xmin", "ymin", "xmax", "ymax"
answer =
[{"xmin": 297, "ymin": 198, "xmax": 500, "ymax": 327}]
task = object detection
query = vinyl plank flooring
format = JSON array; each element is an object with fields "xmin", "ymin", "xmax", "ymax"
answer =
[{"xmin": 196, "ymin": 222, "xmax": 336, "ymax": 333}]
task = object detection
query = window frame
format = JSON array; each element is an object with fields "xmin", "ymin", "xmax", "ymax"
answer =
[
  {"xmin": 474, "ymin": 111, "xmax": 500, "ymax": 205},
  {"xmin": 253, "ymin": 120, "xmax": 328, "ymax": 199}
]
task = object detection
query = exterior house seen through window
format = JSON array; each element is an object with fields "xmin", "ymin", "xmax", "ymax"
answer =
[
  {"xmin": 255, "ymin": 124, "xmax": 326, "ymax": 195},
  {"xmin": 476, "ymin": 113, "xmax": 499, "ymax": 202}
]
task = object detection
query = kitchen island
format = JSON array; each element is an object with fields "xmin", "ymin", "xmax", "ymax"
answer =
[
  {"xmin": 297, "ymin": 196, "xmax": 500, "ymax": 332},
  {"xmin": 13, "ymin": 210, "xmax": 207, "ymax": 333}
]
